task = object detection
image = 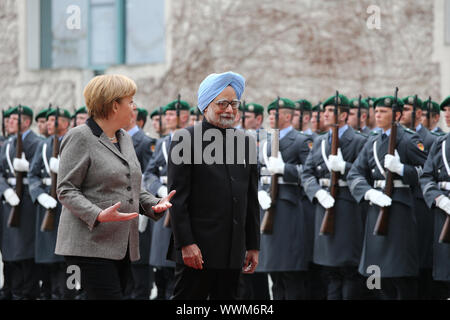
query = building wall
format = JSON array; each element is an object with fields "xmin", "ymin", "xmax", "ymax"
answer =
[{"xmin": 0, "ymin": 0, "xmax": 447, "ymax": 134}]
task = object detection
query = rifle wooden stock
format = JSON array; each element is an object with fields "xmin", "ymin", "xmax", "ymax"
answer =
[
  {"xmin": 374, "ymin": 122, "xmax": 397, "ymax": 236},
  {"xmin": 261, "ymin": 128, "xmax": 280, "ymax": 235},
  {"xmin": 41, "ymin": 135, "xmax": 60, "ymax": 232},
  {"xmin": 163, "ymin": 210, "xmax": 171, "ymax": 227},
  {"xmin": 439, "ymin": 215, "xmax": 450, "ymax": 243},
  {"xmin": 8, "ymin": 119, "xmax": 23, "ymax": 228}
]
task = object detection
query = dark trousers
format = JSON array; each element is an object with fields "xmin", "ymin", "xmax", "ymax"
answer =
[
  {"xmin": 38, "ymin": 262, "xmax": 77, "ymax": 300},
  {"xmin": 0, "ymin": 261, "xmax": 12, "ymax": 300},
  {"xmin": 307, "ymin": 263, "xmax": 327, "ymax": 300},
  {"xmin": 9, "ymin": 259, "xmax": 40, "ymax": 300},
  {"xmin": 322, "ymin": 266, "xmax": 365, "ymax": 300},
  {"xmin": 270, "ymin": 271, "xmax": 309, "ymax": 300},
  {"xmin": 238, "ymin": 272, "xmax": 270, "ymax": 300},
  {"xmin": 129, "ymin": 264, "xmax": 154, "ymax": 300},
  {"xmin": 65, "ymin": 254, "xmax": 131, "ymax": 300},
  {"xmin": 153, "ymin": 266, "xmax": 175, "ymax": 300},
  {"xmin": 172, "ymin": 264, "xmax": 240, "ymax": 300},
  {"xmin": 379, "ymin": 277, "xmax": 418, "ymax": 300}
]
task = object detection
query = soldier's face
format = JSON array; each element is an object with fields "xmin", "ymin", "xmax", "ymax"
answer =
[
  {"xmin": 324, "ymin": 106, "xmax": 347, "ymax": 126},
  {"xmin": 375, "ymin": 107, "xmax": 395, "ymax": 129},
  {"xmin": 164, "ymin": 110, "xmax": 178, "ymax": 130},
  {"xmin": 444, "ymin": 107, "xmax": 450, "ymax": 127},
  {"xmin": 400, "ymin": 104, "xmax": 414, "ymax": 126},
  {"xmin": 9, "ymin": 114, "xmax": 30, "ymax": 133},
  {"xmin": 244, "ymin": 113, "xmax": 259, "ymax": 130},
  {"xmin": 152, "ymin": 116, "xmax": 161, "ymax": 132},
  {"xmin": 347, "ymin": 109, "xmax": 359, "ymax": 129},
  {"xmin": 292, "ymin": 110, "xmax": 300, "ymax": 130},
  {"xmin": 76, "ymin": 113, "xmax": 88, "ymax": 126},
  {"xmin": 37, "ymin": 118, "xmax": 47, "ymax": 135}
]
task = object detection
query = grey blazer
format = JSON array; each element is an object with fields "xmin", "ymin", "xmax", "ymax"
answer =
[{"xmin": 55, "ymin": 118, "xmax": 161, "ymax": 262}]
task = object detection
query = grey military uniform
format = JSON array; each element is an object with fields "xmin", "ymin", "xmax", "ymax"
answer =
[
  {"xmin": 143, "ymin": 134, "xmax": 175, "ymax": 268},
  {"xmin": 419, "ymin": 133, "xmax": 450, "ymax": 281},
  {"xmin": 301, "ymin": 126, "xmax": 367, "ymax": 267},
  {"xmin": 257, "ymin": 128, "xmax": 313, "ymax": 272},
  {"xmin": 347, "ymin": 126, "xmax": 428, "ymax": 277},
  {"xmin": 0, "ymin": 131, "xmax": 42, "ymax": 261},
  {"xmin": 27, "ymin": 136, "xmax": 64, "ymax": 263}
]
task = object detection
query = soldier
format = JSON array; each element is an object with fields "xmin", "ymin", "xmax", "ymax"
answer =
[
  {"xmin": 398, "ymin": 95, "xmax": 439, "ymax": 299},
  {"xmin": 236, "ymin": 102, "xmax": 270, "ymax": 300},
  {"xmin": 301, "ymin": 94, "xmax": 367, "ymax": 300},
  {"xmin": 34, "ymin": 109, "xmax": 49, "ymax": 138},
  {"xmin": 419, "ymin": 95, "xmax": 450, "ymax": 299},
  {"xmin": 257, "ymin": 98, "xmax": 313, "ymax": 300},
  {"xmin": 28, "ymin": 108, "xmax": 73, "ymax": 300},
  {"xmin": 122, "ymin": 103, "xmax": 156, "ymax": 300},
  {"xmin": 143, "ymin": 99, "xmax": 191, "ymax": 300},
  {"xmin": 365, "ymin": 97, "xmax": 378, "ymax": 130},
  {"xmin": 421, "ymin": 100, "xmax": 444, "ymax": 133},
  {"xmin": 188, "ymin": 107, "xmax": 203, "ymax": 126},
  {"xmin": 347, "ymin": 96, "xmax": 428, "ymax": 300},
  {"xmin": 136, "ymin": 107, "xmax": 148, "ymax": 130},
  {"xmin": 348, "ymin": 98, "xmax": 371, "ymax": 135},
  {"xmin": 0, "ymin": 105, "xmax": 42, "ymax": 299},
  {"xmin": 73, "ymin": 106, "xmax": 88, "ymax": 127},
  {"xmin": 293, "ymin": 99, "xmax": 315, "ymax": 136},
  {"xmin": 311, "ymin": 102, "xmax": 328, "ymax": 136},
  {"xmin": 150, "ymin": 108, "xmax": 167, "ymax": 138}
]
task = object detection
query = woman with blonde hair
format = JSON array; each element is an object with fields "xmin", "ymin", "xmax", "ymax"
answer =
[{"xmin": 55, "ymin": 74, "xmax": 175, "ymax": 300}]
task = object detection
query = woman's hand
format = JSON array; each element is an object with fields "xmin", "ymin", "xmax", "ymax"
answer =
[
  {"xmin": 152, "ymin": 190, "xmax": 176, "ymax": 213},
  {"xmin": 97, "ymin": 202, "xmax": 138, "ymax": 222}
]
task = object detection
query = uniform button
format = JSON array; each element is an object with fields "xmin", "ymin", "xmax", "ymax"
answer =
[
  {"xmin": 127, "ymin": 186, "xmax": 131, "ymax": 191},
  {"xmin": 128, "ymin": 199, "xmax": 134, "ymax": 204}
]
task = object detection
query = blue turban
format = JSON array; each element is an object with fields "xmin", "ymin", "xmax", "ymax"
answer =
[{"xmin": 197, "ymin": 71, "xmax": 245, "ymax": 114}]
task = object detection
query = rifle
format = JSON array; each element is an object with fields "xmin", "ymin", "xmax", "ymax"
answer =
[
  {"xmin": 164, "ymin": 95, "xmax": 181, "ymax": 227},
  {"xmin": 357, "ymin": 95, "xmax": 362, "ymax": 131},
  {"xmin": 374, "ymin": 87, "xmax": 399, "ymax": 236},
  {"xmin": 8, "ymin": 105, "xmax": 24, "ymax": 228},
  {"xmin": 426, "ymin": 96, "xmax": 431, "ymax": 130},
  {"xmin": 242, "ymin": 101, "xmax": 246, "ymax": 130},
  {"xmin": 41, "ymin": 107, "xmax": 60, "ymax": 232},
  {"xmin": 319, "ymin": 91, "xmax": 340, "ymax": 235},
  {"xmin": 158, "ymin": 106, "xmax": 163, "ymax": 137},
  {"xmin": 2, "ymin": 110, "xmax": 5, "ymax": 138},
  {"xmin": 411, "ymin": 95, "xmax": 417, "ymax": 130},
  {"xmin": 316, "ymin": 102, "xmax": 321, "ymax": 133},
  {"xmin": 299, "ymin": 102, "xmax": 303, "ymax": 132},
  {"xmin": 261, "ymin": 97, "xmax": 281, "ymax": 234}
]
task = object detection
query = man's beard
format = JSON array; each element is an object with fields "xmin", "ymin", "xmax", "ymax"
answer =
[{"xmin": 205, "ymin": 107, "xmax": 235, "ymax": 128}]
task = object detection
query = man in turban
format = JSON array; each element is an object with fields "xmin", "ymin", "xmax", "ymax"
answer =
[{"xmin": 167, "ymin": 71, "xmax": 260, "ymax": 299}]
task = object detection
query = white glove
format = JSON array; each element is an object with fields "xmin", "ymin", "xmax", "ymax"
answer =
[
  {"xmin": 267, "ymin": 153, "xmax": 285, "ymax": 175},
  {"xmin": 384, "ymin": 150, "xmax": 404, "ymax": 176},
  {"xmin": 328, "ymin": 148, "xmax": 346, "ymax": 175},
  {"xmin": 138, "ymin": 215, "xmax": 149, "ymax": 233},
  {"xmin": 13, "ymin": 152, "xmax": 29, "ymax": 172},
  {"xmin": 315, "ymin": 189, "xmax": 335, "ymax": 209},
  {"xmin": 157, "ymin": 185, "xmax": 168, "ymax": 198},
  {"xmin": 37, "ymin": 193, "xmax": 57, "ymax": 209},
  {"xmin": 3, "ymin": 188, "xmax": 20, "ymax": 206},
  {"xmin": 258, "ymin": 190, "xmax": 272, "ymax": 210},
  {"xmin": 364, "ymin": 189, "xmax": 392, "ymax": 207},
  {"xmin": 49, "ymin": 156, "xmax": 59, "ymax": 174},
  {"xmin": 436, "ymin": 195, "xmax": 450, "ymax": 215}
]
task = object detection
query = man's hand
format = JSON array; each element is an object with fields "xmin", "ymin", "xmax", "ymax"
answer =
[
  {"xmin": 13, "ymin": 153, "xmax": 29, "ymax": 172},
  {"xmin": 242, "ymin": 250, "xmax": 259, "ymax": 274},
  {"xmin": 328, "ymin": 148, "xmax": 346, "ymax": 175},
  {"xmin": 152, "ymin": 190, "xmax": 176, "ymax": 213},
  {"xmin": 182, "ymin": 244, "xmax": 204, "ymax": 270},
  {"xmin": 49, "ymin": 156, "xmax": 59, "ymax": 174},
  {"xmin": 436, "ymin": 195, "xmax": 450, "ymax": 215},
  {"xmin": 267, "ymin": 153, "xmax": 285, "ymax": 175},
  {"xmin": 315, "ymin": 189, "xmax": 335, "ymax": 209},
  {"xmin": 97, "ymin": 202, "xmax": 138, "ymax": 222},
  {"xmin": 364, "ymin": 189, "xmax": 392, "ymax": 207},
  {"xmin": 384, "ymin": 150, "xmax": 404, "ymax": 176}
]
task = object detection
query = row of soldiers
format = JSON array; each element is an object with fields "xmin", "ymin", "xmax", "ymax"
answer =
[{"xmin": 1, "ymin": 91, "xmax": 449, "ymax": 300}]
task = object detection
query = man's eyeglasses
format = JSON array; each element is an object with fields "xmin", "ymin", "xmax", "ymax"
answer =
[{"xmin": 214, "ymin": 99, "xmax": 241, "ymax": 110}]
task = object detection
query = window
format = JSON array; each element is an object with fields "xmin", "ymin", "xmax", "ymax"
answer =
[{"xmin": 29, "ymin": 0, "xmax": 165, "ymax": 70}]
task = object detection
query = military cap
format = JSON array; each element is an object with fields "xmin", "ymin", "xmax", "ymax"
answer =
[
  {"xmin": 323, "ymin": 94, "xmax": 350, "ymax": 108},
  {"xmin": 267, "ymin": 98, "xmax": 296, "ymax": 112},
  {"xmin": 150, "ymin": 107, "xmax": 164, "ymax": 118},
  {"xmin": 363, "ymin": 97, "xmax": 377, "ymax": 109},
  {"xmin": 401, "ymin": 96, "xmax": 423, "ymax": 110},
  {"xmin": 3, "ymin": 107, "xmax": 15, "ymax": 118},
  {"xmin": 163, "ymin": 100, "xmax": 191, "ymax": 114},
  {"xmin": 294, "ymin": 99, "xmax": 312, "ymax": 111},
  {"xmin": 440, "ymin": 96, "xmax": 450, "ymax": 111},
  {"xmin": 312, "ymin": 102, "xmax": 323, "ymax": 112},
  {"xmin": 9, "ymin": 105, "xmax": 33, "ymax": 118},
  {"xmin": 35, "ymin": 108, "xmax": 49, "ymax": 121},
  {"xmin": 190, "ymin": 107, "xmax": 202, "ymax": 115},
  {"xmin": 374, "ymin": 96, "xmax": 404, "ymax": 110},
  {"xmin": 428, "ymin": 101, "xmax": 440, "ymax": 113},
  {"xmin": 74, "ymin": 106, "xmax": 88, "ymax": 115},
  {"xmin": 46, "ymin": 108, "xmax": 72, "ymax": 120},
  {"xmin": 137, "ymin": 108, "xmax": 148, "ymax": 118},
  {"xmin": 242, "ymin": 102, "xmax": 264, "ymax": 114},
  {"xmin": 349, "ymin": 98, "xmax": 369, "ymax": 109}
]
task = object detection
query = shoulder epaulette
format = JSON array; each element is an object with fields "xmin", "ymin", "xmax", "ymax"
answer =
[{"xmin": 430, "ymin": 131, "xmax": 446, "ymax": 137}]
